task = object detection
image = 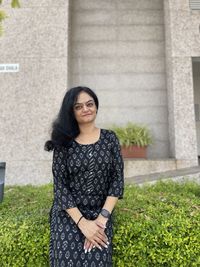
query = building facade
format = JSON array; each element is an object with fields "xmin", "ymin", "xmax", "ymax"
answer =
[{"xmin": 0, "ymin": 0, "xmax": 200, "ymax": 184}]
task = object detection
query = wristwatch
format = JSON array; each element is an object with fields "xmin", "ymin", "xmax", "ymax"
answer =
[{"xmin": 100, "ymin": 209, "xmax": 111, "ymax": 219}]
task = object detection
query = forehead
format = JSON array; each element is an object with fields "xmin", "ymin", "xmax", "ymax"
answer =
[{"xmin": 76, "ymin": 91, "xmax": 94, "ymax": 103}]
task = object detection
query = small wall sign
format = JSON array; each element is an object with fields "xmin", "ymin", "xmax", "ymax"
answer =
[{"xmin": 0, "ymin": 64, "xmax": 19, "ymax": 73}]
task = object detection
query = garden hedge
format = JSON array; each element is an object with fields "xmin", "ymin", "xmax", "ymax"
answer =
[{"xmin": 0, "ymin": 181, "xmax": 200, "ymax": 266}]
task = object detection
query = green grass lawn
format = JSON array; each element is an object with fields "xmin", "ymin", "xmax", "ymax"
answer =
[{"xmin": 0, "ymin": 180, "xmax": 200, "ymax": 266}]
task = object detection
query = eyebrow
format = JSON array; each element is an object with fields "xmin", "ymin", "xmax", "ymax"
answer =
[{"xmin": 74, "ymin": 99, "xmax": 94, "ymax": 105}]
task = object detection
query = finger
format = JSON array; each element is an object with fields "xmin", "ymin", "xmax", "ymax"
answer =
[
  {"xmin": 97, "ymin": 227, "xmax": 107, "ymax": 236},
  {"xmin": 96, "ymin": 221, "xmax": 106, "ymax": 229},
  {"xmin": 97, "ymin": 231, "xmax": 108, "ymax": 243},
  {"xmin": 84, "ymin": 238, "xmax": 87, "ymax": 249},
  {"xmin": 94, "ymin": 235, "xmax": 109, "ymax": 249},
  {"xmin": 98, "ymin": 228, "xmax": 107, "ymax": 236},
  {"xmin": 88, "ymin": 241, "xmax": 94, "ymax": 253},
  {"xmin": 84, "ymin": 239, "xmax": 90, "ymax": 253},
  {"xmin": 91, "ymin": 240, "xmax": 103, "ymax": 251},
  {"xmin": 83, "ymin": 238, "xmax": 87, "ymax": 252}
]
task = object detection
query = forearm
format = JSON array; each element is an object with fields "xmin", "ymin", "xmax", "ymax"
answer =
[
  {"xmin": 102, "ymin": 196, "xmax": 118, "ymax": 213},
  {"xmin": 97, "ymin": 196, "xmax": 118, "ymax": 225}
]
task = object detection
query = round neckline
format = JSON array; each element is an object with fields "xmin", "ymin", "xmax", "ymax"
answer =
[{"xmin": 74, "ymin": 128, "xmax": 102, "ymax": 146}]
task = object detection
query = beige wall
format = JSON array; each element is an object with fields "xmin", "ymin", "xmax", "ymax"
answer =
[
  {"xmin": 69, "ymin": 0, "xmax": 169, "ymax": 158},
  {"xmin": 0, "ymin": 0, "xmax": 70, "ymax": 184}
]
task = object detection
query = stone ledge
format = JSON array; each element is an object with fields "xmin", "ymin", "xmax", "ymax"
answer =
[
  {"xmin": 124, "ymin": 158, "xmax": 177, "ymax": 178},
  {"xmin": 126, "ymin": 166, "xmax": 200, "ymax": 185}
]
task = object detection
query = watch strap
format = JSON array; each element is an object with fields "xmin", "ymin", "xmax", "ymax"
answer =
[{"xmin": 100, "ymin": 208, "xmax": 111, "ymax": 218}]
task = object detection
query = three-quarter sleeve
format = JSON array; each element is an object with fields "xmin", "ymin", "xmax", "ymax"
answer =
[
  {"xmin": 108, "ymin": 131, "xmax": 124, "ymax": 199},
  {"xmin": 52, "ymin": 145, "xmax": 77, "ymax": 211}
]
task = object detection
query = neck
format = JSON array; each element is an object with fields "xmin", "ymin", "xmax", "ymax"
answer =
[{"xmin": 78, "ymin": 123, "xmax": 97, "ymax": 135}]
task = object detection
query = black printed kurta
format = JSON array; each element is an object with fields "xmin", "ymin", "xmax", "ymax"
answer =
[{"xmin": 49, "ymin": 129, "xmax": 124, "ymax": 267}]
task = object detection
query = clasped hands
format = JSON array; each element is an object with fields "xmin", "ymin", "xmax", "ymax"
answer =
[{"xmin": 78, "ymin": 216, "xmax": 109, "ymax": 253}]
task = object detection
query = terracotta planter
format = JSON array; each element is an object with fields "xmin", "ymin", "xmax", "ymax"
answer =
[{"xmin": 121, "ymin": 145, "xmax": 147, "ymax": 158}]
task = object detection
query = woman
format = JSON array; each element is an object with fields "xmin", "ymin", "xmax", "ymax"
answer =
[{"xmin": 45, "ymin": 86, "xmax": 124, "ymax": 267}]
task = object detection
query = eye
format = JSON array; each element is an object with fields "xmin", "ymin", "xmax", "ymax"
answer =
[
  {"xmin": 86, "ymin": 102, "xmax": 94, "ymax": 108},
  {"xmin": 74, "ymin": 105, "xmax": 82, "ymax": 111}
]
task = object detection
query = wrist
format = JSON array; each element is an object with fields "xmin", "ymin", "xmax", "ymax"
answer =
[
  {"xmin": 77, "ymin": 217, "xmax": 87, "ymax": 229},
  {"xmin": 76, "ymin": 215, "xmax": 84, "ymax": 226},
  {"xmin": 100, "ymin": 208, "xmax": 111, "ymax": 219},
  {"xmin": 97, "ymin": 214, "xmax": 108, "ymax": 226}
]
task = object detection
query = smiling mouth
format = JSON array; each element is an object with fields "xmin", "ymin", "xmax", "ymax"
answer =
[{"xmin": 82, "ymin": 113, "xmax": 92, "ymax": 116}]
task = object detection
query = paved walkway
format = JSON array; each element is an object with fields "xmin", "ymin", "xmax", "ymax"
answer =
[{"xmin": 125, "ymin": 166, "xmax": 200, "ymax": 185}]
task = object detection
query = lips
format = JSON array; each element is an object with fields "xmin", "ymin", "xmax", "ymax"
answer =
[{"xmin": 82, "ymin": 113, "xmax": 92, "ymax": 117}]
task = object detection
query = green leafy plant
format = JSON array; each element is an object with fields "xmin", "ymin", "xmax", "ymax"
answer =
[
  {"xmin": 111, "ymin": 122, "xmax": 153, "ymax": 147},
  {"xmin": 0, "ymin": 0, "xmax": 20, "ymax": 8},
  {"xmin": 1, "ymin": 181, "xmax": 200, "ymax": 266},
  {"xmin": 0, "ymin": 184, "xmax": 51, "ymax": 266},
  {"xmin": 0, "ymin": 9, "xmax": 7, "ymax": 35},
  {"xmin": 10, "ymin": 0, "xmax": 20, "ymax": 8},
  {"xmin": 112, "ymin": 181, "xmax": 200, "ymax": 266},
  {"xmin": 0, "ymin": 0, "xmax": 20, "ymax": 36}
]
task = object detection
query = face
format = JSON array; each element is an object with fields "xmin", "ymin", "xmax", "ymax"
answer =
[{"xmin": 73, "ymin": 91, "xmax": 97, "ymax": 125}]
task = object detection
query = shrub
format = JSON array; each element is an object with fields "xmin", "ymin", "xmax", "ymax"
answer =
[
  {"xmin": 0, "ymin": 181, "xmax": 200, "ymax": 266},
  {"xmin": 0, "ymin": 185, "xmax": 51, "ymax": 267},
  {"xmin": 110, "ymin": 122, "xmax": 153, "ymax": 147},
  {"xmin": 112, "ymin": 181, "xmax": 200, "ymax": 266}
]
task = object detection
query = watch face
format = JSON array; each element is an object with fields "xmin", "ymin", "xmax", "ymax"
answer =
[{"xmin": 101, "ymin": 209, "xmax": 110, "ymax": 218}]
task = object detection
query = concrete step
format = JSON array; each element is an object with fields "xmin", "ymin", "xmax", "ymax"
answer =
[
  {"xmin": 73, "ymin": 0, "xmax": 163, "ymax": 11},
  {"xmin": 125, "ymin": 166, "xmax": 200, "ymax": 185},
  {"xmin": 124, "ymin": 158, "xmax": 177, "ymax": 178}
]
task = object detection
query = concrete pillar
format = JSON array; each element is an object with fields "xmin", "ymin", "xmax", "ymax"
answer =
[{"xmin": 164, "ymin": 0, "xmax": 198, "ymax": 167}]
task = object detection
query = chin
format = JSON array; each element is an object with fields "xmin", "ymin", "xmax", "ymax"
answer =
[{"xmin": 81, "ymin": 117, "xmax": 96, "ymax": 124}]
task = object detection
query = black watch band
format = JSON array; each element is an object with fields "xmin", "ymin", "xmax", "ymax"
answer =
[{"xmin": 100, "ymin": 209, "xmax": 111, "ymax": 219}]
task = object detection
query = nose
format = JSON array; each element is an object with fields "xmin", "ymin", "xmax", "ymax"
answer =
[{"xmin": 82, "ymin": 104, "xmax": 89, "ymax": 112}]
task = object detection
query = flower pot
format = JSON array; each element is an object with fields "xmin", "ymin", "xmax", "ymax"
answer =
[{"xmin": 121, "ymin": 145, "xmax": 147, "ymax": 158}]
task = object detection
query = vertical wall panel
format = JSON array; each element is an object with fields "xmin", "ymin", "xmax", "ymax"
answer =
[{"xmin": 69, "ymin": 0, "xmax": 169, "ymax": 158}]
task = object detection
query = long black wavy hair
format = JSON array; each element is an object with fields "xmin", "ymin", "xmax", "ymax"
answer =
[{"xmin": 44, "ymin": 86, "xmax": 99, "ymax": 151}]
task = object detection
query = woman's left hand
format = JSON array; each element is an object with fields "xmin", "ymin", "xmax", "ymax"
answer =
[{"xmin": 84, "ymin": 216, "xmax": 108, "ymax": 253}]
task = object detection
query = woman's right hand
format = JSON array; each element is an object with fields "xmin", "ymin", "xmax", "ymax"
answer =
[{"xmin": 78, "ymin": 217, "xmax": 108, "ymax": 250}]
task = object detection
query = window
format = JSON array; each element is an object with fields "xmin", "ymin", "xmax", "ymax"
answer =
[{"xmin": 190, "ymin": 0, "xmax": 200, "ymax": 10}]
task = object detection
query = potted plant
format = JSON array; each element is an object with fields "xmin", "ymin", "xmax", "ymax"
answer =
[{"xmin": 111, "ymin": 122, "xmax": 153, "ymax": 158}]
